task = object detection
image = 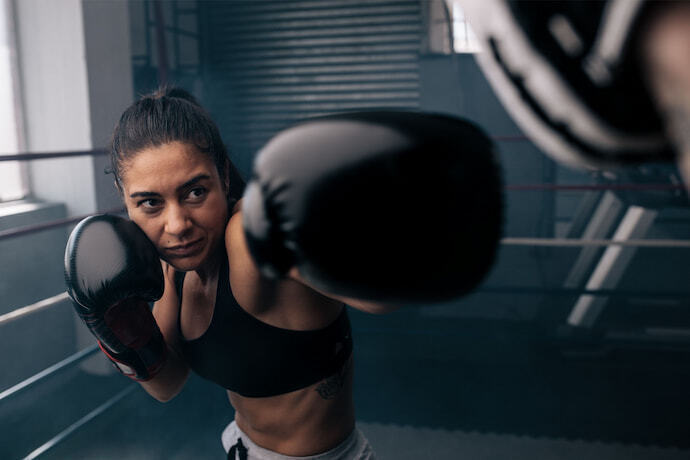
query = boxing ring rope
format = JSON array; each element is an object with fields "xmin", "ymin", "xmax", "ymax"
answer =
[
  {"xmin": 1, "ymin": 140, "xmax": 532, "ymax": 163},
  {"xmin": 0, "ymin": 206, "xmax": 124, "ymax": 242},
  {"xmin": 477, "ymin": 285, "xmax": 690, "ymax": 299},
  {"xmin": 0, "ymin": 148, "xmax": 107, "ymax": 162},
  {"xmin": 21, "ymin": 384, "xmax": 137, "ymax": 460},
  {"xmin": 0, "ymin": 146, "xmax": 684, "ymax": 325},
  {"xmin": 0, "ymin": 225, "xmax": 688, "ymax": 329},
  {"xmin": 0, "ymin": 343, "xmax": 99, "ymax": 404},
  {"xmin": 3, "ymin": 276, "xmax": 689, "ymax": 338},
  {"xmin": 505, "ymin": 183, "xmax": 686, "ymax": 191},
  {"xmin": 501, "ymin": 237, "xmax": 690, "ymax": 248},
  {"xmin": 0, "ymin": 292, "xmax": 70, "ymax": 327},
  {"xmin": 0, "ymin": 148, "xmax": 127, "ymax": 457}
]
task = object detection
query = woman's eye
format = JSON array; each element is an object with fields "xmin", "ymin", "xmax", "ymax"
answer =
[
  {"xmin": 187, "ymin": 187, "xmax": 207, "ymax": 201},
  {"xmin": 137, "ymin": 198, "xmax": 161, "ymax": 211}
]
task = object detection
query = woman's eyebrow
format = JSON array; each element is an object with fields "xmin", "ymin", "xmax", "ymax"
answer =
[
  {"xmin": 176, "ymin": 174, "xmax": 211, "ymax": 192},
  {"xmin": 129, "ymin": 174, "xmax": 211, "ymax": 199},
  {"xmin": 129, "ymin": 190, "xmax": 160, "ymax": 199}
]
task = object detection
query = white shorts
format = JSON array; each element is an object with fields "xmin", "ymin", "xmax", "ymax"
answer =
[{"xmin": 222, "ymin": 421, "xmax": 376, "ymax": 460}]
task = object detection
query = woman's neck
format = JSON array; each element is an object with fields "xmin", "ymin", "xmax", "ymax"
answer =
[{"xmin": 195, "ymin": 248, "xmax": 224, "ymax": 285}]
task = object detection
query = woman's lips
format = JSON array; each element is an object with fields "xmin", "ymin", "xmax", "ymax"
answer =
[{"xmin": 165, "ymin": 238, "xmax": 204, "ymax": 257}]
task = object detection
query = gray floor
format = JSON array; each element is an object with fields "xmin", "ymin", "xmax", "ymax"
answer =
[{"xmin": 361, "ymin": 422, "xmax": 690, "ymax": 460}]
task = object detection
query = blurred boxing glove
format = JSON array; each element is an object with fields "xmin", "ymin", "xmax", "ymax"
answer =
[
  {"xmin": 460, "ymin": 0, "xmax": 673, "ymax": 169},
  {"xmin": 64, "ymin": 214, "xmax": 166, "ymax": 381},
  {"xmin": 242, "ymin": 111, "xmax": 503, "ymax": 304}
]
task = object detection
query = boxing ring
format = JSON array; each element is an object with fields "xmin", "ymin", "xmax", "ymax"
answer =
[{"xmin": 1, "ymin": 147, "xmax": 689, "ymax": 459}]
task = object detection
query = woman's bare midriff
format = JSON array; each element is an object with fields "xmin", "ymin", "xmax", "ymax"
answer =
[{"xmin": 228, "ymin": 357, "xmax": 355, "ymax": 457}]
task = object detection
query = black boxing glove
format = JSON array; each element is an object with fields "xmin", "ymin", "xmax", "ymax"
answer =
[
  {"xmin": 242, "ymin": 111, "xmax": 503, "ymax": 304},
  {"xmin": 64, "ymin": 214, "xmax": 167, "ymax": 381}
]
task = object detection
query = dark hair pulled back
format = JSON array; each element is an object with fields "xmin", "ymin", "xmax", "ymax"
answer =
[{"xmin": 109, "ymin": 86, "xmax": 244, "ymax": 201}]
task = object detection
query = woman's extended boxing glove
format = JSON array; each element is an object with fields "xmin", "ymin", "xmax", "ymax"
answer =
[{"xmin": 242, "ymin": 111, "xmax": 503, "ymax": 304}]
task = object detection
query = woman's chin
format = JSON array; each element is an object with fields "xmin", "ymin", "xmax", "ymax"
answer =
[{"xmin": 163, "ymin": 255, "xmax": 202, "ymax": 272}]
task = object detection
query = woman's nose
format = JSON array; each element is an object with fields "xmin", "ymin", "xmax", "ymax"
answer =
[{"xmin": 164, "ymin": 205, "xmax": 192, "ymax": 237}]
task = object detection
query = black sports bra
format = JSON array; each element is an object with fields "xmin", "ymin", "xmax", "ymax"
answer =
[{"xmin": 174, "ymin": 256, "xmax": 353, "ymax": 397}]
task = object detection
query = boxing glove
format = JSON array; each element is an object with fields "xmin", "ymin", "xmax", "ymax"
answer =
[
  {"xmin": 242, "ymin": 111, "xmax": 503, "ymax": 304},
  {"xmin": 64, "ymin": 214, "xmax": 167, "ymax": 381}
]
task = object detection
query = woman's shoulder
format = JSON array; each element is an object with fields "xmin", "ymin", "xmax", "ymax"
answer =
[
  {"xmin": 225, "ymin": 207, "xmax": 247, "ymax": 260},
  {"xmin": 225, "ymin": 207, "xmax": 264, "ymax": 287}
]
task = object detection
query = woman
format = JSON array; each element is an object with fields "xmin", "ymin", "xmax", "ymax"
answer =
[
  {"xmin": 112, "ymin": 87, "xmax": 394, "ymax": 458},
  {"xmin": 65, "ymin": 86, "xmax": 502, "ymax": 459}
]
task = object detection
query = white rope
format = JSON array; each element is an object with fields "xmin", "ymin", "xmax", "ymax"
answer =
[
  {"xmin": 501, "ymin": 237, "xmax": 690, "ymax": 248},
  {"xmin": 0, "ymin": 237, "xmax": 687, "ymax": 330},
  {"xmin": 0, "ymin": 344, "xmax": 99, "ymax": 403},
  {"xmin": 0, "ymin": 292, "xmax": 70, "ymax": 327},
  {"xmin": 21, "ymin": 385, "xmax": 137, "ymax": 460}
]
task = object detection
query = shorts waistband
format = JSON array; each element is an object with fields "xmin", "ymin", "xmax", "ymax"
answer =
[{"xmin": 222, "ymin": 421, "xmax": 372, "ymax": 460}]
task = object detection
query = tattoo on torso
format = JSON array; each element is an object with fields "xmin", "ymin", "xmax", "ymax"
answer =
[{"xmin": 315, "ymin": 363, "xmax": 349, "ymax": 400}]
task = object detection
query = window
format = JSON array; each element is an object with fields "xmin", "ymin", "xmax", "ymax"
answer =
[
  {"xmin": 447, "ymin": 1, "xmax": 481, "ymax": 54},
  {"xmin": 426, "ymin": 0, "xmax": 481, "ymax": 55},
  {"xmin": 0, "ymin": 0, "xmax": 27, "ymax": 202}
]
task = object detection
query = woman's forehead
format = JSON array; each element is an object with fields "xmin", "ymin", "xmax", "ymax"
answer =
[{"xmin": 121, "ymin": 142, "xmax": 218, "ymax": 191}]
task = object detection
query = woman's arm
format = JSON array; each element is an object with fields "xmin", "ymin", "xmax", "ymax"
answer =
[
  {"xmin": 228, "ymin": 201, "xmax": 399, "ymax": 315},
  {"xmin": 286, "ymin": 267, "xmax": 399, "ymax": 314},
  {"xmin": 641, "ymin": 2, "xmax": 690, "ymax": 186},
  {"xmin": 140, "ymin": 261, "xmax": 191, "ymax": 402}
]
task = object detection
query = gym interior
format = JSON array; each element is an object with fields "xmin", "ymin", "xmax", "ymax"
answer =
[{"xmin": 1, "ymin": 1, "xmax": 689, "ymax": 459}]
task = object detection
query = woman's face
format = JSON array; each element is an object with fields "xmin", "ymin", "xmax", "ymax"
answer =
[{"xmin": 120, "ymin": 141, "xmax": 229, "ymax": 272}]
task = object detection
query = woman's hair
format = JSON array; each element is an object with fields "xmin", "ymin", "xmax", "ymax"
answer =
[{"xmin": 109, "ymin": 86, "xmax": 245, "ymax": 201}]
